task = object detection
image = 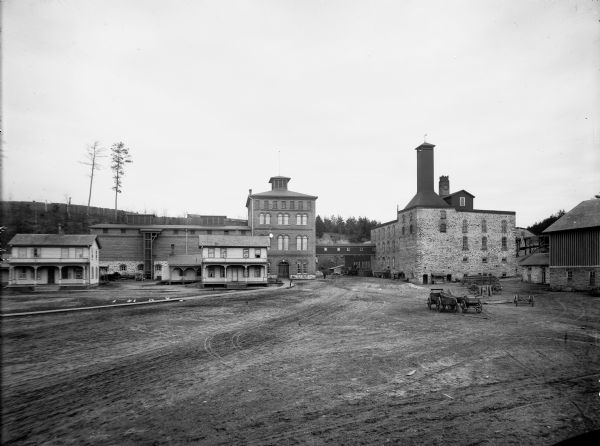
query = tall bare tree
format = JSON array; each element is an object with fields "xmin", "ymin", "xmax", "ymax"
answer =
[
  {"xmin": 110, "ymin": 142, "xmax": 133, "ymax": 220},
  {"xmin": 80, "ymin": 141, "xmax": 106, "ymax": 216}
]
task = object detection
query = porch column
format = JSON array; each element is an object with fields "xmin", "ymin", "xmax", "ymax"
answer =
[
  {"xmin": 244, "ymin": 265, "xmax": 248, "ymax": 283},
  {"xmin": 33, "ymin": 265, "xmax": 39, "ymax": 287},
  {"xmin": 8, "ymin": 265, "xmax": 14, "ymax": 285},
  {"xmin": 58, "ymin": 266, "xmax": 63, "ymax": 285}
]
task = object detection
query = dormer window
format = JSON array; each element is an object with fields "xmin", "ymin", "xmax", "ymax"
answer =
[{"xmin": 459, "ymin": 196, "xmax": 466, "ymax": 207}]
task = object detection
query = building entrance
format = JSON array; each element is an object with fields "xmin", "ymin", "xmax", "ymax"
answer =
[{"xmin": 278, "ymin": 261, "xmax": 290, "ymax": 278}]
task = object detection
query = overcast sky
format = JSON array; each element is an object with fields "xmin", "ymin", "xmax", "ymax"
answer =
[{"xmin": 3, "ymin": 0, "xmax": 599, "ymax": 227}]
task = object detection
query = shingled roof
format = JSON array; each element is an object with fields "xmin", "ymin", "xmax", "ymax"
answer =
[
  {"xmin": 518, "ymin": 252, "xmax": 549, "ymax": 267},
  {"xmin": 8, "ymin": 234, "xmax": 101, "ymax": 248},
  {"xmin": 543, "ymin": 199, "xmax": 600, "ymax": 233}
]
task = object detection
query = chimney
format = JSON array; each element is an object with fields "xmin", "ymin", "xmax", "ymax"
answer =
[
  {"xmin": 439, "ymin": 175, "xmax": 450, "ymax": 196},
  {"xmin": 403, "ymin": 142, "xmax": 449, "ymax": 209},
  {"xmin": 249, "ymin": 189, "xmax": 252, "ymax": 195}
]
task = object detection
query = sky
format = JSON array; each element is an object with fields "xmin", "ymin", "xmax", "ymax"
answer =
[{"xmin": 2, "ymin": 0, "xmax": 599, "ymax": 227}]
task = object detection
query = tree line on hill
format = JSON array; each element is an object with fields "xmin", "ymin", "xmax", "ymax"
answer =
[
  {"xmin": 316, "ymin": 215, "xmax": 381, "ymax": 242},
  {"xmin": 526, "ymin": 210, "xmax": 565, "ymax": 235}
]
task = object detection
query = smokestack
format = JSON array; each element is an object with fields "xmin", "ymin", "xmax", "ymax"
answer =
[
  {"xmin": 439, "ymin": 176, "xmax": 450, "ymax": 196},
  {"xmin": 403, "ymin": 142, "xmax": 449, "ymax": 210}
]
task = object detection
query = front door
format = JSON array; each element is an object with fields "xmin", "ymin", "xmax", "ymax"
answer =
[
  {"xmin": 47, "ymin": 268, "xmax": 55, "ymax": 284},
  {"xmin": 422, "ymin": 274, "xmax": 428, "ymax": 285},
  {"xmin": 278, "ymin": 261, "xmax": 290, "ymax": 278}
]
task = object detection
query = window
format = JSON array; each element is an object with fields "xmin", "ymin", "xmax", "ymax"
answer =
[
  {"xmin": 75, "ymin": 248, "xmax": 83, "ymax": 258},
  {"xmin": 207, "ymin": 230, "xmax": 212, "ymax": 235},
  {"xmin": 265, "ymin": 214, "xmax": 271, "ymax": 225},
  {"xmin": 254, "ymin": 248, "xmax": 261, "ymax": 258},
  {"xmin": 278, "ymin": 214, "xmax": 283, "ymax": 225},
  {"xmin": 17, "ymin": 248, "xmax": 27, "ymax": 257},
  {"xmin": 33, "ymin": 248, "xmax": 41, "ymax": 258},
  {"xmin": 590, "ymin": 271, "xmax": 596, "ymax": 286},
  {"xmin": 567, "ymin": 270, "xmax": 573, "ymax": 281},
  {"xmin": 259, "ymin": 214, "xmax": 265, "ymax": 225},
  {"xmin": 155, "ymin": 264, "xmax": 162, "ymax": 271},
  {"xmin": 18, "ymin": 268, "xmax": 27, "ymax": 279},
  {"xmin": 170, "ymin": 244, "xmax": 175, "ymax": 254},
  {"xmin": 308, "ymin": 201, "xmax": 312, "ymax": 210},
  {"xmin": 119, "ymin": 264, "xmax": 127, "ymax": 271},
  {"xmin": 121, "ymin": 228, "xmax": 126, "ymax": 234},
  {"xmin": 462, "ymin": 236, "xmax": 469, "ymax": 251},
  {"xmin": 283, "ymin": 214, "xmax": 289, "ymax": 225},
  {"xmin": 61, "ymin": 248, "xmax": 69, "ymax": 258},
  {"xmin": 62, "ymin": 267, "xmax": 69, "ymax": 279},
  {"xmin": 297, "ymin": 262, "xmax": 302, "ymax": 274},
  {"xmin": 360, "ymin": 247, "xmax": 364, "ymax": 252},
  {"xmin": 482, "ymin": 257, "xmax": 488, "ymax": 264},
  {"xmin": 501, "ymin": 258, "xmax": 507, "ymax": 263},
  {"xmin": 481, "ymin": 236, "xmax": 488, "ymax": 251},
  {"xmin": 501, "ymin": 220, "xmax": 507, "ymax": 233},
  {"xmin": 337, "ymin": 247, "xmax": 341, "ymax": 252},
  {"xmin": 296, "ymin": 236, "xmax": 302, "ymax": 251},
  {"xmin": 462, "ymin": 220, "xmax": 468, "ymax": 233},
  {"xmin": 282, "ymin": 201, "xmax": 286, "ymax": 209},
  {"xmin": 439, "ymin": 223, "xmax": 447, "ymax": 233},
  {"xmin": 103, "ymin": 228, "xmax": 108, "ymax": 234},
  {"xmin": 298, "ymin": 201, "xmax": 303, "ymax": 210},
  {"xmin": 190, "ymin": 230, "xmax": 195, "ymax": 235},
  {"xmin": 173, "ymin": 230, "xmax": 179, "ymax": 235},
  {"xmin": 243, "ymin": 248, "xmax": 249, "ymax": 258},
  {"xmin": 278, "ymin": 235, "xmax": 283, "ymax": 250},
  {"xmin": 462, "ymin": 257, "xmax": 468, "ymax": 262},
  {"xmin": 440, "ymin": 210, "xmax": 447, "ymax": 220},
  {"xmin": 220, "ymin": 248, "xmax": 227, "ymax": 258},
  {"xmin": 224, "ymin": 230, "xmax": 229, "ymax": 235},
  {"xmin": 273, "ymin": 201, "xmax": 278, "ymax": 210},
  {"xmin": 290, "ymin": 201, "xmax": 295, "ymax": 210},
  {"xmin": 501, "ymin": 237, "xmax": 507, "ymax": 250},
  {"xmin": 208, "ymin": 248, "xmax": 215, "ymax": 258},
  {"xmin": 254, "ymin": 267, "xmax": 261, "ymax": 278},
  {"xmin": 460, "ymin": 196, "xmax": 466, "ymax": 207},
  {"xmin": 301, "ymin": 236, "xmax": 308, "ymax": 251},
  {"xmin": 137, "ymin": 264, "xmax": 144, "ymax": 271},
  {"xmin": 264, "ymin": 200, "xmax": 268, "ymax": 209},
  {"xmin": 347, "ymin": 248, "xmax": 351, "ymax": 252},
  {"xmin": 409, "ymin": 224, "xmax": 413, "ymax": 234},
  {"xmin": 402, "ymin": 214, "xmax": 405, "ymax": 224},
  {"xmin": 402, "ymin": 226, "xmax": 405, "ymax": 235},
  {"xmin": 481, "ymin": 219, "xmax": 487, "ymax": 233},
  {"xmin": 324, "ymin": 247, "xmax": 328, "ymax": 252}
]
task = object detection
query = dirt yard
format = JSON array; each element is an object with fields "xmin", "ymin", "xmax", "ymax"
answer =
[{"xmin": 2, "ymin": 278, "xmax": 599, "ymax": 445}]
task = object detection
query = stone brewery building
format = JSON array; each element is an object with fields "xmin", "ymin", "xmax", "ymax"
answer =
[
  {"xmin": 90, "ymin": 176, "xmax": 318, "ymax": 282},
  {"xmin": 371, "ymin": 142, "xmax": 516, "ymax": 284}
]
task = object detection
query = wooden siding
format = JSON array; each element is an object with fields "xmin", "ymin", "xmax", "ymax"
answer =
[{"xmin": 549, "ymin": 228, "xmax": 600, "ymax": 266}]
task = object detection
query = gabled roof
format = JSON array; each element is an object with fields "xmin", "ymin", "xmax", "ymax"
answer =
[
  {"xmin": 543, "ymin": 199, "xmax": 600, "ymax": 233},
  {"xmin": 516, "ymin": 227, "xmax": 536, "ymax": 239},
  {"xmin": 518, "ymin": 252, "xmax": 549, "ymax": 267},
  {"xmin": 8, "ymin": 234, "xmax": 101, "ymax": 248},
  {"xmin": 198, "ymin": 235, "xmax": 271, "ymax": 247},
  {"xmin": 442, "ymin": 189, "xmax": 475, "ymax": 198}
]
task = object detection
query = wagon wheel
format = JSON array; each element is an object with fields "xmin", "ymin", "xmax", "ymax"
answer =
[
  {"xmin": 427, "ymin": 300, "xmax": 432, "ymax": 310},
  {"xmin": 437, "ymin": 302, "xmax": 442, "ymax": 312}
]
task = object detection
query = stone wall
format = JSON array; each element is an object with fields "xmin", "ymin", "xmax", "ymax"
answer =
[
  {"xmin": 520, "ymin": 265, "xmax": 548, "ymax": 284},
  {"xmin": 548, "ymin": 266, "xmax": 599, "ymax": 291}
]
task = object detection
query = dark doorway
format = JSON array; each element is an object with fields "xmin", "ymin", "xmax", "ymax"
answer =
[
  {"xmin": 47, "ymin": 268, "xmax": 55, "ymax": 284},
  {"xmin": 278, "ymin": 261, "xmax": 290, "ymax": 278},
  {"xmin": 422, "ymin": 274, "xmax": 428, "ymax": 285},
  {"xmin": 446, "ymin": 274, "xmax": 452, "ymax": 282}
]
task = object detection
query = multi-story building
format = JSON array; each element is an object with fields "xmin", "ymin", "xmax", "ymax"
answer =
[
  {"xmin": 371, "ymin": 142, "xmax": 516, "ymax": 284},
  {"xmin": 543, "ymin": 198, "xmax": 600, "ymax": 291},
  {"xmin": 6, "ymin": 234, "xmax": 101, "ymax": 288},
  {"xmin": 246, "ymin": 176, "xmax": 318, "ymax": 278}
]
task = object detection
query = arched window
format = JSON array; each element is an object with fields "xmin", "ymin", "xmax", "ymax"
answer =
[
  {"xmin": 259, "ymin": 214, "xmax": 265, "ymax": 225},
  {"xmin": 501, "ymin": 220, "xmax": 507, "ymax": 233},
  {"xmin": 284, "ymin": 235, "xmax": 289, "ymax": 251},
  {"xmin": 265, "ymin": 214, "xmax": 271, "ymax": 224},
  {"xmin": 277, "ymin": 214, "xmax": 283, "ymax": 225},
  {"xmin": 283, "ymin": 214, "xmax": 289, "ymax": 225},
  {"xmin": 481, "ymin": 219, "xmax": 487, "ymax": 233},
  {"xmin": 302, "ymin": 236, "xmax": 308, "ymax": 250},
  {"xmin": 296, "ymin": 214, "xmax": 301, "ymax": 225},
  {"xmin": 277, "ymin": 235, "xmax": 283, "ymax": 250},
  {"xmin": 302, "ymin": 214, "xmax": 307, "ymax": 225},
  {"xmin": 481, "ymin": 236, "xmax": 488, "ymax": 251},
  {"xmin": 402, "ymin": 226, "xmax": 405, "ymax": 235},
  {"xmin": 462, "ymin": 219, "xmax": 468, "ymax": 233},
  {"xmin": 296, "ymin": 235, "xmax": 302, "ymax": 250},
  {"xmin": 409, "ymin": 224, "xmax": 413, "ymax": 234},
  {"xmin": 462, "ymin": 236, "xmax": 469, "ymax": 251}
]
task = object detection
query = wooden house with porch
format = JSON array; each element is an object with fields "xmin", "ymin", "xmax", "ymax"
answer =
[
  {"xmin": 198, "ymin": 235, "xmax": 270, "ymax": 288},
  {"xmin": 6, "ymin": 234, "xmax": 101, "ymax": 289}
]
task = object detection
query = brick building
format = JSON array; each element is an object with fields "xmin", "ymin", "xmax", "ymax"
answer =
[
  {"xmin": 246, "ymin": 176, "xmax": 318, "ymax": 279},
  {"xmin": 371, "ymin": 142, "xmax": 516, "ymax": 284},
  {"xmin": 543, "ymin": 198, "xmax": 600, "ymax": 291}
]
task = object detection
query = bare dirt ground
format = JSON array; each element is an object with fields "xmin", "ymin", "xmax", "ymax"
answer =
[{"xmin": 2, "ymin": 277, "xmax": 599, "ymax": 445}]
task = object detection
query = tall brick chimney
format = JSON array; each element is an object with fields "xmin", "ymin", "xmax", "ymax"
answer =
[
  {"xmin": 439, "ymin": 175, "xmax": 450, "ymax": 196},
  {"xmin": 404, "ymin": 142, "xmax": 449, "ymax": 209}
]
